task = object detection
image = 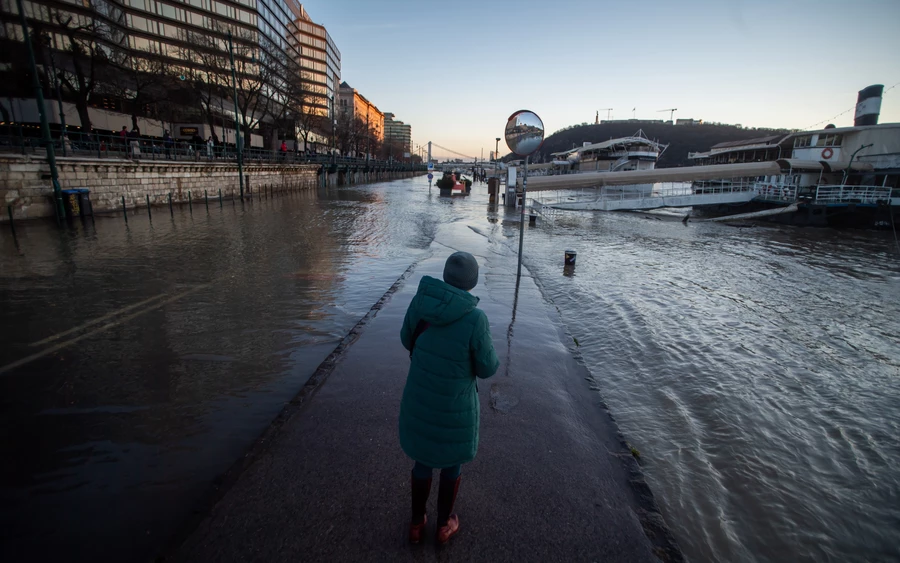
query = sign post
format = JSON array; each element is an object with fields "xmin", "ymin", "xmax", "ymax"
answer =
[{"xmin": 504, "ymin": 110, "xmax": 545, "ymax": 283}]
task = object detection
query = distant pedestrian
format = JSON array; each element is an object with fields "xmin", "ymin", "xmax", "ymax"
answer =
[
  {"xmin": 280, "ymin": 140, "xmax": 287, "ymax": 161},
  {"xmin": 191, "ymin": 133, "xmax": 204, "ymax": 160},
  {"xmin": 163, "ymin": 131, "xmax": 174, "ymax": 159},
  {"xmin": 119, "ymin": 126, "xmax": 128, "ymax": 152},
  {"xmin": 400, "ymin": 252, "xmax": 500, "ymax": 546},
  {"xmin": 207, "ymin": 136, "xmax": 215, "ymax": 160},
  {"xmin": 128, "ymin": 128, "xmax": 140, "ymax": 158}
]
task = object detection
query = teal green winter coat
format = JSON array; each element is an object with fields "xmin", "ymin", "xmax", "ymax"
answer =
[{"xmin": 399, "ymin": 276, "xmax": 500, "ymax": 468}]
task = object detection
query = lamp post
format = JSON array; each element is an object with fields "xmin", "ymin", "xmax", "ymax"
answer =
[
  {"xmin": 495, "ymin": 137, "xmax": 500, "ymax": 163},
  {"xmin": 843, "ymin": 143, "xmax": 874, "ymax": 185},
  {"xmin": 44, "ymin": 46, "xmax": 68, "ymax": 157},
  {"xmin": 330, "ymin": 95, "xmax": 336, "ymax": 165},
  {"xmin": 16, "ymin": 0, "xmax": 63, "ymax": 223},
  {"xmin": 227, "ymin": 31, "xmax": 244, "ymax": 199}
]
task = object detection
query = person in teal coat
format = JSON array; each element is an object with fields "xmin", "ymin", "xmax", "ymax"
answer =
[{"xmin": 399, "ymin": 251, "xmax": 500, "ymax": 546}]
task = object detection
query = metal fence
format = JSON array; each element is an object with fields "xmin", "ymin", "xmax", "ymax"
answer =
[
  {"xmin": 815, "ymin": 185, "xmax": 892, "ymax": 205},
  {"xmin": 0, "ymin": 131, "xmax": 426, "ymax": 170}
]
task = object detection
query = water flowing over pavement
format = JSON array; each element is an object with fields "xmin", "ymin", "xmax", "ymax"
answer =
[
  {"xmin": 1, "ymin": 176, "xmax": 899, "ymax": 562},
  {"xmin": 170, "ymin": 220, "xmax": 669, "ymax": 562}
]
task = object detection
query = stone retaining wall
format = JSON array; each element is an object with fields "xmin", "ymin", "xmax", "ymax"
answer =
[{"xmin": 0, "ymin": 155, "xmax": 320, "ymax": 219}]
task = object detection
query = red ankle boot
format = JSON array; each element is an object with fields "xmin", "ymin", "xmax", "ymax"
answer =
[
  {"xmin": 435, "ymin": 475, "xmax": 461, "ymax": 545},
  {"xmin": 409, "ymin": 473, "xmax": 432, "ymax": 544}
]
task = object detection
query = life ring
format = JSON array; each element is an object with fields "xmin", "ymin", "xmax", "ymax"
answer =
[{"xmin": 821, "ymin": 148, "xmax": 834, "ymax": 159}]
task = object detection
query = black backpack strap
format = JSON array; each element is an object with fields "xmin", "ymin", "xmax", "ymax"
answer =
[{"xmin": 409, "ymin": 320, "xmax": 430, "ymax": 358}]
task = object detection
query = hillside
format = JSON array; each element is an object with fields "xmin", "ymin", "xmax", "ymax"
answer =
[{"xmin": 514, "ymin": 122, "xmax": 791, "ymax": 168}]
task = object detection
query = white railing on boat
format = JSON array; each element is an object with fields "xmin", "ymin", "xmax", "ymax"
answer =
[
  {"xmin": 754, "ymin": 182, "xmax": 797, "ymax": 202},
  {"xmin": 814, "ymin": 185, "xmax": 891, "ymax": 204}
]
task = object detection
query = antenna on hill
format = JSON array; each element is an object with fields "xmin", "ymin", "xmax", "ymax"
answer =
[
  {"xmin": 598, "ymin": 108, "xmax": 612, "ymax": 121},
  {"xmin": 658, "ymin": 108, "xmax": 677, "ymax": 121}
]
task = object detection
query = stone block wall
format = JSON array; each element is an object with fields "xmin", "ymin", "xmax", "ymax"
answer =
[{"xmin": 0, "ymin": 155, "xmax": 319, "ymax": 219}]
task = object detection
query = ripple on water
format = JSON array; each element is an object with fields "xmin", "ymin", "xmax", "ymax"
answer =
[{"xmin": 514, "ymin": 211, "xmax": 900, "ymax": 563}]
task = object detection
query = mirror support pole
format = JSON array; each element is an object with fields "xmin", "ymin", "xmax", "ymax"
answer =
[{"xmin": 516, "ymin": 155, "xmax": 528, "ymax": 282}]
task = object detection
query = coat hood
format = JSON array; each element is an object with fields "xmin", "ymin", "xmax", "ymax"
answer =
[{"xmin": 412, "ymin": 276, "xmax": 479, "ymax": 327}]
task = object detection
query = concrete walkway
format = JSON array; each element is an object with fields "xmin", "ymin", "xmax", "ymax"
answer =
[{"xmin": 170, "ymin": 221, "xmax": 680, "ymax": 562}]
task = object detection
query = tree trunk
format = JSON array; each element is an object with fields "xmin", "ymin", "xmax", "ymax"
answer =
[
  {"xmin": 204, "ymin": 104, "xmax": 218, "ymax": 143},
  {"xmin": 76, "ymin": 98, "xmax": 92, "ymax": 133}
]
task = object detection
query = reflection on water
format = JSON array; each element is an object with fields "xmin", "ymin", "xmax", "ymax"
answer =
[
  {"xmin": 0, "ymin": 179, "xmax": 455, "ymax": 562},
  {"xmin": 3, "ymin": 180, "xmax": 899, "ymax": 563},
  {"xmin": 515, "ymin": 210, "xmax": 900, "ymax": 563}
]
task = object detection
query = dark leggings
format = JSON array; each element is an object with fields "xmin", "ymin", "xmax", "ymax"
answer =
[{"xmin": 413, "ymin": 461, "xmax": 461, "ymax": 481}]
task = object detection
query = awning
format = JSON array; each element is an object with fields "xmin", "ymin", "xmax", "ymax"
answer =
[
  {"xmin": 524, "ymin": 160, "xmax": 876, "ymax": 191},
  {"xmin": 525, "ymin": 161, "xmax": 787, "ymax": 191},
  {"xmin": 820, "ymin": 160, "xmax": 875, "ymax": 172}
]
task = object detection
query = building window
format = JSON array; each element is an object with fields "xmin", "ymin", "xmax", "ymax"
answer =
[
  {"xmin": 793, "ymin": 136, "xmax": 812, "ymax": 148},
  {"xmin": 815, "ymin": 134, "xmax": 843, "ymax": 147}
]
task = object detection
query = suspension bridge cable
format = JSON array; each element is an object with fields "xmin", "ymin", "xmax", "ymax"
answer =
[
  {"xmin": 802, "ymin": 81, "xmax": 900, "ymax": 131},
  {"xmin": 429, "ymin": 142, "xmax": 478, "ymax": 161}
]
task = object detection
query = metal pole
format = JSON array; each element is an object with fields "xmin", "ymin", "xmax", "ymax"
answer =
[
  {"xmin": 168, "ymin": 192, "xmax": 173, "ymax": 216},
  {"xmin": 331, "ymin": 95, "xmax": 336, "ymax": 165},
  {"xmin": 188, "ymin": 191, "xmax": 192, "ymax": 214},
  {"xmin": 7, "ymin": 205, "xmax": 16, "ymax": 239},
  {"xmin": 516, "ymin": 155, "xmax": 528, "ymax": 281},
  {"xmin": 122, "ymin": 195, "xmax": 128, "ymax": 222},
  {"xmin": 146, "ymin": 194, "xmax": 152, "ymax": 220},
  {"xmin": 227, "ymin": 31, "xmax": 244, "ymax": 199},
  {"xmin": 48, "ymin": 51, "xmax": 67, "ymax": 157},
  {"xmin": 16, "ymin": 0, "xmax": 64, "ymax": 223},
  {"xmin": 219, "ymin": 188, "xmax": 223, "ymax": 207},
  {"xmin": 205, "ymin": 189, "xmax": 209, "ymax": 211}
]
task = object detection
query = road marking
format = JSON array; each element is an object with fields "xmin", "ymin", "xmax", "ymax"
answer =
[
  {"xmin": 2, "ymin": 284, "xmax": 210, "ymax": 377},
  {"xmin": 29, "ymin": 292, "xmax": 171, "ymax": 347}
]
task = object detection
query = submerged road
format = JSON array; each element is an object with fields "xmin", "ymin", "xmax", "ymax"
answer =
[
  {"xmin": 169, "ymin": 221, "xmax": 678, "ymax": 562},
  {"xmin": 0, "ymin": 178, "xmax": 678, "ymax": 562}
]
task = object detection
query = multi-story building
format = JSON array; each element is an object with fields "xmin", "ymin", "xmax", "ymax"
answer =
[
  {"xmin": 383, "ymin": 112, "xmax": 411, "ymax": 155},
  {"xmin": 0, "ymin": 0, "xmax": 340, "ymax": 147},
  {"xmin": 285, "ymin": 3, "xmax": 340, "ymax": 118},
  {"xmin": 338, "ymin": 81, "xmax": 383, "ymax": 141}
]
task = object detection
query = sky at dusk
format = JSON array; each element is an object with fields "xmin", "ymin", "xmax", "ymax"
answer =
[{"xmin": 308, "ymin": 0, "xmax": 900, "ymax": 160}]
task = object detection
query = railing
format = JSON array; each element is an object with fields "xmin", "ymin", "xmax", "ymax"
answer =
[
  {"xmin": 0, "ymin": 132, "xmax": 427, "ymax": 170},
  {"xmin": 815, "ymin": 185, "xmax": 892, "ymax": 204},
  {"xmin": 610, "ymin": 155, "xmax": 631, "ymax": 171},
  {"xmin": 753, "ymin": 182, "xmax": 797, "ymax": 202},
  {"xmin": 534, "ymin": 179, "xmax": 761, "ymax": 207}
]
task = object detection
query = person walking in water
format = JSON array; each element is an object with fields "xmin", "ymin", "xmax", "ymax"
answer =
[{"xmin": 399, "ymin": 251, "xmax": 500, "ymax": 546}]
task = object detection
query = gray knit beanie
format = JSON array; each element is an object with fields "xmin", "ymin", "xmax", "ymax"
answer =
[{"xmin": 443, "ymin": 251, "xmax": 479, "ymax": 291}]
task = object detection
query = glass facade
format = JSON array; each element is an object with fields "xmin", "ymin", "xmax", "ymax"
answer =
[{"xmin": 1, "ymin": 0, "xmax": 340, "ymax": 127}]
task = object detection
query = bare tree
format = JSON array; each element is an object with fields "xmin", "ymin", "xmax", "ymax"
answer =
[
  {"xmin": 176, "ymin": 30, "xmax": 230, "ymax": 143},
  {"xmin": 50, "ymin": 1, "xmax": 117, "ymax": 133},
  {"xmin": 290, "ymin": 78, "xmax": 326, "ymax": 152},
  {"xmin": 229, "ymin": 28, "xmax": 272, "ymax": 148},
  {"xmin": 105, "ymin": 46, "xmax": 170, "ymax": 132}
]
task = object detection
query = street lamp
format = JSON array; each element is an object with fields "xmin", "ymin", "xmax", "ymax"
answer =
[
  {"xmin": 16, "ymin": 0, "xmax": 63, "ymax": 222},
  {"xmin": 330, "ymin": 95, "xmax": 336, "ymax": 165},
  {"xmin": 227, "ymin": 31, "xmax": 244, "ymax": 199},
  {"xmin": 843, "ymin": 143, "xmax": 874, "ymax": 185},
  {"xmin": 495, "ymin": 137, "xmax": 501, "ymax": 163}
]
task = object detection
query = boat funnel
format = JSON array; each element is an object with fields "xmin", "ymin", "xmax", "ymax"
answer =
[{"xmin": 854, "ymin": 84, "xmax": 883, "ymax": 126}]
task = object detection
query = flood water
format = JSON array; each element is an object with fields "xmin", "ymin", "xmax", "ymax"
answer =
[
  {"xmin": 520, "ymin": 206, "xmax": 900, "ymax": 563},
  {"xmin": 1, "ymin": 177, "xmax": 899, "ymax": 562}
]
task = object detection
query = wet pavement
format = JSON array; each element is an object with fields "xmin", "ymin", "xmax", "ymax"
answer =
[
  {"xmin": 170, "ymin": 220, "xmax": 673, "ymax": 562},
  {"xmin": 0, "ymin": 179, "xmax": 676, "ymax": 562}
]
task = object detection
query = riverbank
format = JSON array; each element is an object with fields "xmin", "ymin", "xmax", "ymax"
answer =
[
  {"xmin": 166, "ymin": 220, "xmax": 682, "ymax": 562},
  {"xmin": 0, "ymin": 153, "xmax": 425, "ymax": 220}
]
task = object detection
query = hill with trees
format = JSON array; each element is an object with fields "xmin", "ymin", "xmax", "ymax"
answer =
[{"xmin": 516, "ymin": 122, "xmax": 792, "ymax": 168}]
